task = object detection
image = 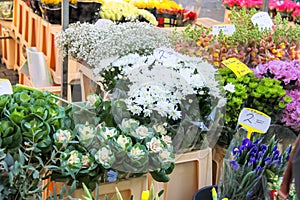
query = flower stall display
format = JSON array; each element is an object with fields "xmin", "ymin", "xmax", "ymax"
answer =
[
  {"xmin": 99, "ymin": 1, "xmax": 158, "ymax": 25},
  {"xmin": 172, "ymin": 8, "xmax": 300, "ymax": 68},
  {"xmin": 218, "ymin": 129, "xmax": 293, "ymax": 199}
]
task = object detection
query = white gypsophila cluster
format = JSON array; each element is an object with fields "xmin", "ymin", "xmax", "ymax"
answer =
[
  {"xmin": 55, "ymin": 22, "xmax": 107, "ymax": 61},
  {"xmin": 55, "ymin": 22, "xmax": 171, "ymax": 69}
]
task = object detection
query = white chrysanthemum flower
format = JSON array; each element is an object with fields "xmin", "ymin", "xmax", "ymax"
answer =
[{"xmin": 224, "ymin": 83, "xmax": 236, "ymax": 93}]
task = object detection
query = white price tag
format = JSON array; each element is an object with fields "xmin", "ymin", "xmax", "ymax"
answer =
[
  {"xmin": 238, "ymin": 108, "xmax": 271, "ymax": 138},
  {"xmin": 0, "ymin": 79, "xmax": 13, "ymax": 95},
  {"xmin": 212, "ymin": 24, "xmax": 236, "ymax": 35},
  {"xmin": 153, "ymin": 48, "xmax": 177, "ymax": 63},
  {"xmin": 251, "ymin": 12, "xmax": 274, "ymax": 31}
]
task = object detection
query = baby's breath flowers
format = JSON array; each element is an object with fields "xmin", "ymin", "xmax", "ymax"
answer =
[{"xmin": 56, "ymin": 22, "xmax": 171, "ymax": 68}]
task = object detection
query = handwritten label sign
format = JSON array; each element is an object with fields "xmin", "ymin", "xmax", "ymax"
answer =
[
  {"xmin": 0, "ymin": 79, "xmax": 13, "ymax": 95},
  {"xmin": 238, "ymin": 108, "xmax": 271, "ymax": 138},
  {"xmin": 251, "ymin": 12, "xmax": 274, "ymax": 31},
  {"xmin": 153, "ymin": 48, "xmax": 177, "ymax": 63},
  {"xmin": 222, "ymin": 58, "xmax": 252, "ymax": 77},
  {"xmin": 212, "ymin": 24, "xmax": 236, "ymax": 35}
]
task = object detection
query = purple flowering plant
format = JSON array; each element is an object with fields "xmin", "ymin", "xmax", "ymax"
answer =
[
  {"xmin": 219, "ymin": 130, "xmax": 292, "ymax": 199},
  {"xmin": 254, "ymin": 60, "xmax": 300, "ymax": 130}
]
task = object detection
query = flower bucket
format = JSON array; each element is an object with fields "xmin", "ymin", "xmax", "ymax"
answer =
[
  {"xmin": 29, "ymin": 0, "xmax": 42, "ymax": 16},
  {"xmin": 77, "ymin": 2, "xmax": 102, "ymax": 23},
  {"xmin": 193, "ymin": 185, "xmax": 217, "ymax": 200},
  {"xmin": 41, "ymin": 6, "xmax": 61, "ymax": 24}
]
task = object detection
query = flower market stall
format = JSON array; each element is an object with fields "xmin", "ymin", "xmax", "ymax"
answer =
[{"xmin": 1, "ymin": 0, "xmax": 300, "ymax": 199}]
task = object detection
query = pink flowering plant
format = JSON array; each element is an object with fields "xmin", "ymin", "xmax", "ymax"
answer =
[
  {"xmin": 281, "ymin": 89, "xmax": 300, "ymax": 130},
  {"xmin": 254, "ymin": 60, "xmax": 300, "ymax": 130}
]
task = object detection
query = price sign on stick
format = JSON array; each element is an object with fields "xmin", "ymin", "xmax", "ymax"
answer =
[
  {"xmin": 222, "ymin": 58, "xmax": 252, "ymax": 77},
  {"xmin": 251, "ymin": 12, "xmax": 274, "ymax": 31},
  {"xmin": 0, "ymin": 79, "xmax": 13, "ymax": 95},
  {"xmin": 153, "ymin": 48, "xmax": 177, "ymax": 63},
  {"xmin": 238, "ymin": 108, "xmax": 271, "ymax": 138},
  {"xmin": 212, "ymin": 24, "xmax": 236, "ymax": 35}
]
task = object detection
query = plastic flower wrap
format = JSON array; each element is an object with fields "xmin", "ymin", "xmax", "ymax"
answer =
[
  {"xmin": 218, "ymin": 128, "xmax": 293, "ymax": 199},
  {"xmin": 95, "ymin": 50, "xmax": 226, "ymax": 153}
]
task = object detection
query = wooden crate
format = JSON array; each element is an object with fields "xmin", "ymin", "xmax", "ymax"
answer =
[
  {"xmin": 0, "ymin": 25, "xmax": 15, "ymax": 69},
  {"xmin": 212, "ymin": 145, "xmax": 227, "ymax": 185},
  {"xmin": 43, "ymin": 176, "xmax": 148, "ymax": 200},
  {"xmin": 196, "ymin": 17, "xmax": 221, "ymax": 28},
  {"xmin": 28, "ymin": 10, "xmax": 40, "ymax": 47},
  {"xmin": 12, "ymin": 0, "xmax": 26, "ymax": 40},
  {"xmin": 21, "ymin": 3, "xmax": 30, "ymax": 46},
  {"xmin": 149, "ymin": 148, "xmax": 213, "ymax": 200}
]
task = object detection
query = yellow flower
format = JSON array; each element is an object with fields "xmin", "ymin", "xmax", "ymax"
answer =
[
  {"xmin": 212, "ymin": 187, "xmax": 217, "ymax": 200},
  {"xmin": 141, "ymin": 190, "xmax": 149, "ymax": 200}
]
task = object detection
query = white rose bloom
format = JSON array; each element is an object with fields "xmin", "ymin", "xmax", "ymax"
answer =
[
  {"xmin": 147, "ymin": 137, "xmax": 163, "ymax": 153},
  {"xmin": 162, "ymin": 135, "xmax": 172, "ymax": 145},
  {"xmin": 100, "ymin": 127, "xmax": 118, "ymax": 140},
  {"xmin": 81, "ymin": 155, "xmax": 90, "ymax": 168},
  {"xmin": 94, "ymin": 147, "xmax": 114, "ymax": 167},
  {"xmin": 135, "ymin": 126, "xmax": 150, "ymax": 139},
  {"xmin": 159, "ymin": 149, "xmax": 172, "ymax": 162},
  {"xmin": 153, "ymin": 124, "xmax": 167, "ymax": 135},
  {"xmin": 78, "ymin": 125, "xmax": 95, "ymax": 141},
  {"xmin": 117, "ymin": 135, "xmax": 130, "ymax": 149},
  {"xmin": 55, "ymin": 130, "xmax": 72, "ymax": 143},
  {"xmin": 129, "ymin": 145, "xmax": 145, "ymax": 159},
  {"xmin": 87, "ymin": 94, "xmax": 99, "ymax": 107},
  {"xmin": 68, "ymin": 151, "xmax": 81, "ymax": 165},
  {"xmin": 223, "ymin": 83, "xmax": 236, "ymax": 93}
]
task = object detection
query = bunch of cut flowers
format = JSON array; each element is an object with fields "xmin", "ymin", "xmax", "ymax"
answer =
[
  {"xmin": 218, "ymin": 128, "xmax": 293, "ymax": 199},
  {"xmin": 94, "ymin": 50, "xmax": 226, "ymax": 153}
]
